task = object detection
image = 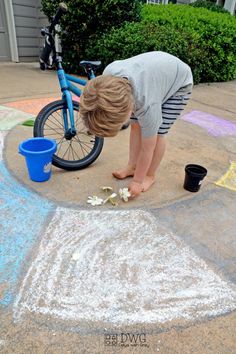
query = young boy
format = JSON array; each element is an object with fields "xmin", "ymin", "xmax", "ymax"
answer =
[{"xmin": 80, "ymin": 51, "xmax": 193, "ymax": 198}]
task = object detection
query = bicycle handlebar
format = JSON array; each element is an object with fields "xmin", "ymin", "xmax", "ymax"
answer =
[
  {"xmin": 39, "ymin": 2, "xmax": 68, "ymax": 70},
  {"xmin": 49, "ymin": 2, "xmax": 68, "ymax": 33}
]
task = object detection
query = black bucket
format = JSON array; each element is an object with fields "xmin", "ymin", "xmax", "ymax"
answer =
[{"xmin": 183, "ymin": 164, "xmax": 207, "ymax": 192}]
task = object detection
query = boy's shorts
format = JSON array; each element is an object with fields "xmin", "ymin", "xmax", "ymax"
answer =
[
  {"xmin": 130, "ymin": 91, "xmax": 191, "ymax": 135},
  {"xmin": 158, "ymin": 92, "xmax": 191, "ymax": 135}
]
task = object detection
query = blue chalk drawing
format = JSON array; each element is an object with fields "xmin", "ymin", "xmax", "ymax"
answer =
[{"xmin": 0, "ymin": 161, "xmax": 54, "ymax": 306}]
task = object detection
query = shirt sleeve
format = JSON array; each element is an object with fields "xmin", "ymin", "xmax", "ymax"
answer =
[{"xmin": 137, "ymin": 103, "xmax": 162, "ymax": 138}]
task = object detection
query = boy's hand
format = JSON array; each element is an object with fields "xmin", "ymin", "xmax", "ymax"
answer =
[{"xmin": 128, "ymin": 181, "xmax": 144, "ymax": 199}]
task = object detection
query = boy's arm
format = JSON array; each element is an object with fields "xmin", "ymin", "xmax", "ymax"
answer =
[{"xmin": 129, "ymin": 136, "xmax": 157, "ymax": 197}]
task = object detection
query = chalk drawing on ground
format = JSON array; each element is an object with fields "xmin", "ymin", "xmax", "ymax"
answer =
[
  {"xmin": 216, "ymin": 161, "xmax": 236, "ymax": 192},
  {"xmin": 0, "ymin": 131, "xmax": 7, "ymax": 161},
  {"xmin": 5, "ymin": 96, "xmax": 80, "ymax": 116},
  {"xmin": 0, "ymin": 130, "xmax": 54, "ymax": 306},
  {"xmin": 13, "ymin": 208, "xmax": 236, "ymax": 326},
  {"xmin": 0, "ymin": 106, "xmax": 34, "ymax": 130},
  {"xmin": 181, "ymin": 110, "xmax": 236, "ymax": 137}
]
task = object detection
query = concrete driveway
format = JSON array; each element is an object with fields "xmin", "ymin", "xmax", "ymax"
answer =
[{"xmin": 0, "ymin": 63, "xmax": 236, "ymax": 354}]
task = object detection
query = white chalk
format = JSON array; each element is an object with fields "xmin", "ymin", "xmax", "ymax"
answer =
[
  {"xmin": 13, "ymin": 208, "xmax": 236, "ymax": 325},
  {"xmin": 0, "ymin": 131, "xmax": 7, "ymax": 161}
]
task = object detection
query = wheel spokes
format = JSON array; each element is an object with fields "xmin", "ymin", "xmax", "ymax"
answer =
[{"xmin": 43, "ymin": 106, "xmax": 96, "ymax": 162}]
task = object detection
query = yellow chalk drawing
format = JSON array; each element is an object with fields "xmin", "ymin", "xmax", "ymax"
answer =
[{"xmin": 215, "ymin": 162, "xmax": 236, "ymax": 192}]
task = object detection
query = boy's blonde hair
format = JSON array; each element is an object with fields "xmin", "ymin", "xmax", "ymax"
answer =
[{"xmin": 79, "ymin": 75, "xmax": 133, "ymax": 137}]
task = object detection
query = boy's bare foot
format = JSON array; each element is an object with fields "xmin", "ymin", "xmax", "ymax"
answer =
[
  {"xmin": 142, "ymin": 175, "xmax": 156, "ymax": 192},
  {"xmin": 112, "ymin": 165, "xmax": 135, "ymax": 179}
]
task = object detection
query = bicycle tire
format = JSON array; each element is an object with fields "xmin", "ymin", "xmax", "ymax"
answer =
[{"xmin": 34, "ymin": 100, "xmax": 104, "ymax": 170}]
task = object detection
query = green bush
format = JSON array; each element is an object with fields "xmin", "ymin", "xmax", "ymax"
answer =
[
  {"xmin": 190, "ymin": 0, "xmax": 229, "ymax": 14},
  {"xmin": 41, "ymin": 0, "xmax": 142, "ymax": 73},
  {"xmin": 85, "ymin": 21, "xmax": 204, "ymax": 83},
  {"xmin": 85, "ymin": 4, "xmax": 236, "ymax": 83}
]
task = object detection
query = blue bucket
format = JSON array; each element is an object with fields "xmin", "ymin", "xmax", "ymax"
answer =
[{"xmin": 19, "ymin": 137, "xmax": 57, "ymax": 182}]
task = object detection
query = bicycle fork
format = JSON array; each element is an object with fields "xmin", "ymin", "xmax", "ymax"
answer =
[{"xmin": 57, "ymin": 64, "xmax": 76, "ymax": 140}]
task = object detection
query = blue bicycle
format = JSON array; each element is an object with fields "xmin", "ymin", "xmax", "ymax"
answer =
[{"xmin": 34, "ymin": 3, "xmax": 104, "ymax": 170}]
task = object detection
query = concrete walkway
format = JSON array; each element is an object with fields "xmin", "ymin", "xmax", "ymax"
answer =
[{"xmin": 0, "ymin": 62, "xmax": 236, "ymax": 354}]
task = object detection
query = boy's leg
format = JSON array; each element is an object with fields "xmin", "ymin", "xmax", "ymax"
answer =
[
  {"xmin": 142, "ymin": 92, "xmax": 191, "ymax": 191},
  {"xmin": 142, "ymin": 135, "xmax": 166, "ymax": 191},
  {"xmin": 112, "ymin": 122, "xmax": 141, "ymax": 179}
]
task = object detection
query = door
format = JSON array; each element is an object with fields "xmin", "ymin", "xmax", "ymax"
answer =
[{"xmin": 0, "ymin": 0, "xmax": 10, "ymax": 61}]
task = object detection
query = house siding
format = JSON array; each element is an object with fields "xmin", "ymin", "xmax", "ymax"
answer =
[
  {"xmin": 12, "ymin": 0, "xmax": 47, "ymax": 61},
  {"xmin": 176, "ymin": 0, "xmax": 195, "ymax": 4},
  {"xmin": 0, "ymin": 0, "xmax": 11, "ymax": 61}
]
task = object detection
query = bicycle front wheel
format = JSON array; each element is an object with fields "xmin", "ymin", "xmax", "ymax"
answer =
[{"xmin": 34, "ymin": 100, "xmax": 104, "ymax": 170}]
